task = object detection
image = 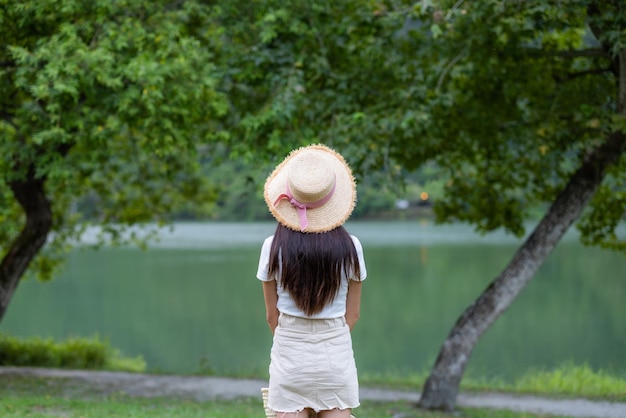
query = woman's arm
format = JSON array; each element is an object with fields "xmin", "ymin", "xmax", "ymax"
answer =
[
  {"xmin": 345, "ymin": 280, "xmax": 362, "ymax": 331},
  {"xmin": 262, "ymin": 280, "xmax": 280, "ymax": 335}
]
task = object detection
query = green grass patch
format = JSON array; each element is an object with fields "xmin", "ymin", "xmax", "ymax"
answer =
[
  {"xmin": 0, "ymin": 334, "xmax": 145, "ymax": 373},
  {"xmin": 361, "ymin": 362, "xmax": 626, "ymax": 402},
  {"xmin": 0, "ymin": 394, "xmax": 555, "ymax": 418},
  {"xmin": 0, "ymin": 394, "xmax": 261, "ymax": 418},
  {"xmin": 0, "ymin": 374, "xmax": 560, "ymax": 417},
  {"xmin": 511, "ymin": 363, "xmax": 626, "ymax": 401}
]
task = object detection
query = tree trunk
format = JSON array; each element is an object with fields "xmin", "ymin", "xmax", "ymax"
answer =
[
  {"xmin": 419, "ymin": 47, "xmax": 626, "ymax": 411},
  {"xmin": 0, "ymin": 167, "xmax": 53, "ymax": 322}
]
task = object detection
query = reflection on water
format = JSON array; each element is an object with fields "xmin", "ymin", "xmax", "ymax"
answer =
[{"xmin": 3, "ymin": 221, "xmax": 625, "ymax": 381}]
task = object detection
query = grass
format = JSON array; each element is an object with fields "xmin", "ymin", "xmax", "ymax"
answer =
[
  {"xmin": 360, "ymin": 363, "xmax": 626, "ymax": 403},
  {"xmin": 0, "ymin": 394, "xmax": 259, "ymax": 418},
  {"xmin": 0, "ymin": 397, "xmax": 560, "ymax": 418},
  {"xmin": 511, "ymin": 363, "xmax": 626, "ymax": 400},
  {"xmin": 1, "ymin": 368, "xmax": 621, "ymax": 418},
  {"xmin": 1, "ymin": 334, "xmax": 624, "ymax": 416},
  {"xmin": 0, "ymin": 377, "xmax": 556, "ymax": 418}
]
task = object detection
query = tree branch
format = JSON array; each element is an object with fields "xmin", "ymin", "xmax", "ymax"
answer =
[
  {"xmin": 617, "ymin": 48, "xmax": 626, "ymax": 117},
  {"xmin": 570, "ymin": 68, "xmax": 612, "ymax": 77},
  {"xmin": 551, "ymin": 48, "xmax": 610, "ymax": 59},
  {"xmin": 436, "ymin": 48, "xmax": 467, "ymax": 92},
  {"xmin": 587, "ymin": 3, "xmax": 610, "ymax": 51},
  {"xmin": 587, "ymin": 2, "xmax": 620, "ymax": 77},
  {"xmin": 555, "ymin": 67, "xmax": 613, "ymax": 83},
  {"xmin": 445, "ymin": 0, "xmax": 465, "ymax": 20},
  {"xmin": 0, "ymin": 165, "xmax": 53, "ymax": 321}
]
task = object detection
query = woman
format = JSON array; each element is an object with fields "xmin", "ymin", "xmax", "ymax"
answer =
[{"xmin": 257, "ymin": 144, "xmax": 367, "ymax": 418}]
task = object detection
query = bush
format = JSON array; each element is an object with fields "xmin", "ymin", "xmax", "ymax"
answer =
[
  {"xmin": 513, "ymin": 362, "xmax": 626, "ymax": 400},
  {"xmin": 0, "ymin": 334, "xmax": 145, "ymax": 372}
]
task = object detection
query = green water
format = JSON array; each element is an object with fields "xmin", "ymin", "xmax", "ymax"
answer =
[{"xmin": 2, "ymin": 221, "xmax": 625, "ymax": 382}]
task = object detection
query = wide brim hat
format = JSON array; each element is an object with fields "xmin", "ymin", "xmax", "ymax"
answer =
[{"xmin": 264, "ymin": 144, "xmax": 357, "ymax": 233}]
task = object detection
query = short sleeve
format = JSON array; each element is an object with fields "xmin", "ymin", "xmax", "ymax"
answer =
[
  {"xmin": 256, "ymin": 236, "xmax": 274, "ymax": 282},
  {"xmin": 350, "ymin": 235, "xmax": 367, "ymax": 281}
]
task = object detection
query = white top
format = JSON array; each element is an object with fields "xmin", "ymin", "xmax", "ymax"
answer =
[{"xmin": 256, "ymin": 234, "xmax": 367, "ymax": 319}]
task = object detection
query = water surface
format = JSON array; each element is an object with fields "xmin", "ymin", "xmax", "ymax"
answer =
[{"xmin": 2, "ymin": 221, "xmax": 624, "ymax": 381}]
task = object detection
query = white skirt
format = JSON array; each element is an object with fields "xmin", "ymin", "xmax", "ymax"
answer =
[{"xmin": 268, "ymin": 313, "xmax": 360, "ymax": 413}]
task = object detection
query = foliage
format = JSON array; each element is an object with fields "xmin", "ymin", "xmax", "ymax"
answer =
[
  {"xmin": 407, "ymin": 0, "xmax": 625, "ymax": 249},
  {"xmin": 178, "ymin": 154, "xmax": 435, "ymax": 221},
  {"xmin": 3, "ymin": 0, "xmax": 622, "ymax": 283},
  {"xmin": 0, "ymin": 334, "xmax": 145, "ymax": 372},
  {"xmin": 70, "ymin": 140, "xmax": 436, "ymax": 222},
  {"xmin": 215, "ymin": 0, "xmax": 625, "ymax": 249},
  {"xmin": 0, "ymin": 0, "xmax": 227, "ymax": 280}
]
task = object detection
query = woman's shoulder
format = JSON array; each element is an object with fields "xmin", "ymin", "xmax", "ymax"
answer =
[
  {"xmin": 349, "ymin": 234, "xmax": 363, "ymax": 250},
  {"xmin": 260, "ymin": 235, "xmax": 274, "ymax": 251}
]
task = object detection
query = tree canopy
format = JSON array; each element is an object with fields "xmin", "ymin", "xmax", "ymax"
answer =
[
  {"xmin": 0, "ymin": 0, "xmax": 226, "ymax": 317},
  {"xmin": 216, "ymin": 0, "xmax": 624, "ymax": 249}
]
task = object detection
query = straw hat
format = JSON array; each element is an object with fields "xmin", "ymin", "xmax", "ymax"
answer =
[{"xmin": 264, "ymin": 144, "xmax": 357, "ymax": 233}]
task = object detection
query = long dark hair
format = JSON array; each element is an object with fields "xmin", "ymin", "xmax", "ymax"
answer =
[{"xmin": 268, "ymin": 223, "xmax": 362, "ymax": 316}]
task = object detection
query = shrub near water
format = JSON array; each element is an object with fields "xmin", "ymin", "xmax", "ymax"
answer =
[{"xmin": 0, "ymin": 334, "xmax": 145, "ymax": 372}]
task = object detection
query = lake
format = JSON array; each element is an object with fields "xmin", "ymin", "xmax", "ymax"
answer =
[{"xmin": 1, "ymin": 221, "xmax": 625, "ymax": 382}]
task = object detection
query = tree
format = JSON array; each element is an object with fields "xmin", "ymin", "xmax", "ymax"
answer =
[
  {"xmin": 215, "ymin": 0, "xmax": 625, "ymax": 410},
  {"xmin": 411, "ymin": 1, "xmax": 625, "ymax": 409},
  {"xmin": 0, "ymin": 0, "xmax": 227, "ymax": 322}
]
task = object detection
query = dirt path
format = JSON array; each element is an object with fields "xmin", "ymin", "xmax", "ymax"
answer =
[{"xmin": 1, "ymin": 367, "xmax": 625, "ymax": 418}]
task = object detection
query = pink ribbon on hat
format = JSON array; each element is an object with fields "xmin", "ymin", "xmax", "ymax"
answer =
[{"xmin": 273, "ymin": 181, "xmax": 336, "ymax": 231}]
